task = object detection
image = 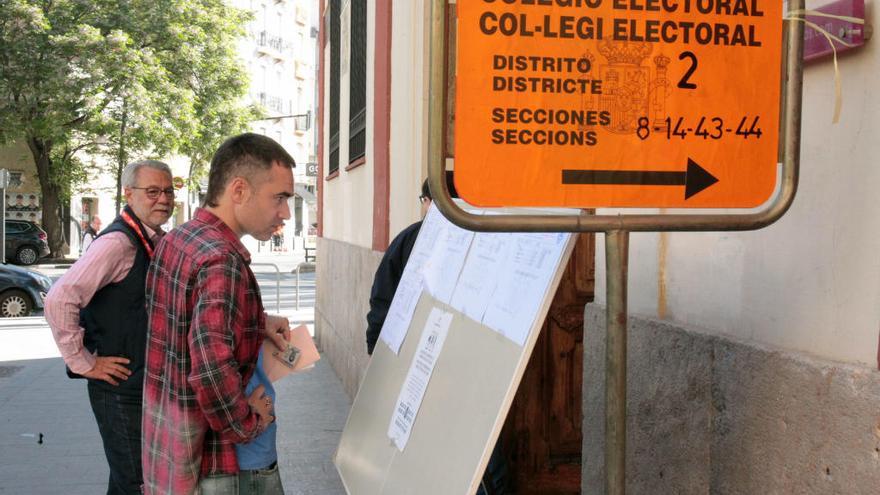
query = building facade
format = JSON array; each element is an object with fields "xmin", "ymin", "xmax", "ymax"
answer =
[
  {"xmin": 0, "ymin": 143, "xmax": 48, "ymax": 227},
  {"xmin": 234, "ymin": 0, "xmax": 319, "ymax": 253},
  {"xmin": 316, "ymin": 0, "xmax": 420, "ymax": 394}
]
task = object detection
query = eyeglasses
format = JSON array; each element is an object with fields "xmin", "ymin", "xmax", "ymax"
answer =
[
  {"xmin": 131, "ymin": 187, "xmax": 175, "ymax": 199},
  {"xmin": 418, "ymin": 195, "xmax": 430, "ymax": 203}
]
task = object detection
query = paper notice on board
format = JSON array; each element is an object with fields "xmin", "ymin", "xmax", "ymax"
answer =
[
  {"xmin": 379, "ymin": 206, "xmax": 463, "ymax": 354},
  {"xmin": 387, "ymin": 307, "xmax": 453, "ymax": 451},
  {"xmin": 482, "ymin": 232, "xmax": 570, "ymax": 346},
  {"xmin": 403, "ymin": 206, "xmax": 445, "ymax": 274},
  {"xmin": 449, "ymin": 232, "xmax": 511, "ymax": 322},
  {"xmin": 379, "ymin": 276, "xmax": 423, "ymax": 355},
  {"xmin": 420, "ymin": 220, "xmax": 473, "ymax": 305}
]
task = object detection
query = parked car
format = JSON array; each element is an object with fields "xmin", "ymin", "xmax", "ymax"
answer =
[
  {"xmin": 0, "ymin": 263, "xmax": 52, "ymax": 317},
  {"xmin": 5, "ymin": 220, "xmax": 50, "ymax": 265}
]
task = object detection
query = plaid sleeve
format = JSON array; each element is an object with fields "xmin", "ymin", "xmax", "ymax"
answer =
[{"xmin": 187, "ymin": 254, "xmax": 260, "ymax": 444}]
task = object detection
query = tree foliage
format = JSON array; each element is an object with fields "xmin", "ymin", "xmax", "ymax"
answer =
[{"xmin": 0, "ymin": 0, "xmax": 255, "ymax": 254}]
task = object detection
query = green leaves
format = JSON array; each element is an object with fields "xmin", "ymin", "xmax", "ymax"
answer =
[
  {"xmin": 0, "ymin": 0, "xmax": 254, "ymax": 161},
  {"xmin": 0, "ymin": 0, "xmax": 255, "ymax": 251}
]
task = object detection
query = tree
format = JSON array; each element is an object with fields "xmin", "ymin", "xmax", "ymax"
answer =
[
  {"xmin": 1, "ymin": 2, "xmax": 115, "ymax": 255},
  {"xmin": 171, "ymin": 0, "xmax": 261, "ymax": 215},
  {"xmin": 93, "ymin": 0, "xmax": 255, "ymax": 215},
  {"xmin": 91, "ymin": 60, "xmax": 197, "ymax": 214},
  {"xmin": 0, "ymin": 0, "xmax": 252, "ymax": 255}
]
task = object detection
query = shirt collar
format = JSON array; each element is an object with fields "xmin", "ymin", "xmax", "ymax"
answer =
[
  {"xmin": 142, "ymin": 223, "xmax": 160, "ymax": 239},
  {"xmin": 194, "ymin": 208, "xmax": 252, "ymax": 263}
]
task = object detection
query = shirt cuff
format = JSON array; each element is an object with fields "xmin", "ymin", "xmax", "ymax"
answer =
[
  {"xmin": 65, "ymin": 348, "xmax": 97, "ymax": 375},
  {"xmin": 218, "ymin": 410, "xmax": 262, "ymax": 444}
]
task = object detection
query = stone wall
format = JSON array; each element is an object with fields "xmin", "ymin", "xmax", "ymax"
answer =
[
  {"xmin": 315, "ymin": 236, "xmax": 383, "ymax": 398},
  {"xmin": 583, "ymin": 304, "xmax": 880, "ymax": 494}
]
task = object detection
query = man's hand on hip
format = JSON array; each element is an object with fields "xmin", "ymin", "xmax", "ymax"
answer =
[
  {"xmin": 264, "ymin": 314, "xmax": 290, "ymax": 351},
  {"xmin": 81, "ymin": 356, "xmax": 132, "ymax": 386}
]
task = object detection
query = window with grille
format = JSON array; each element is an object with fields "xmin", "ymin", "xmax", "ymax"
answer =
[
  {"xmin": 348, "ymin": 0, "xmax": 366, "ymax": 163},
  {"xmin": 328, "ymin": 0, "xmax": 341, "ymax": 175}
]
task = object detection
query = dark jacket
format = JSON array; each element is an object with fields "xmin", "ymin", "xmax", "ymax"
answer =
[
  {"xmin": 73, "ymin": 211, "xmax": 152, "ymax": 396},
  {"xmin": 365, "ymin": 221, "xmax": 422, "ymax": 354}
]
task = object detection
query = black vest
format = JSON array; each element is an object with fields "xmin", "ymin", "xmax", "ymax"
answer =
[{"xmin": 75, "ymin": 215, "xmax": 151, "ymax": 396}]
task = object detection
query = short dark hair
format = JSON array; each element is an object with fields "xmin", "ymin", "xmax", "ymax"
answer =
[
  {"xmin": 204, "ymin": 133, "xmax": 295, "ymax": 207},
  {"xmin": 421, "ymin": 171, "xmax": 458, "ymax": 201}
]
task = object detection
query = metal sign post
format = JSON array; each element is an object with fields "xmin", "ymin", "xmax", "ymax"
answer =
[
  {"xmin": 604, "ymin": 229, "xmax": 629, "ymax": 494},
  {"xmin": 428, "ymin": 0, "xmax": 804, "ymax": 493}
]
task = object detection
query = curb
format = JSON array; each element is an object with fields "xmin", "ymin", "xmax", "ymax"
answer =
[{"xmin": 34, "ymin": 264, "xmax": 76, "ymax": 269}]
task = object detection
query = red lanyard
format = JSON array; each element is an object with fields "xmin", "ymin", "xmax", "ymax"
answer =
[{"xmin": 120, "ymin": 210, "xmax": 155, "ymax": 259}]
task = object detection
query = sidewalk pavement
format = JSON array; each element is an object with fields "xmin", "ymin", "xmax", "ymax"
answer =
[
  {"xmin": 0, "ymin": 249, "xmax": 352, "ymax": 494},
  {"xmin": 0, "ymin": 357, "xmax": 350, "ymax": 494}
]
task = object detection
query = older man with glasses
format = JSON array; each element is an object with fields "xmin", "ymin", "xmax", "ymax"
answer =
[{"xmin": 45, "ymin": 159, "xmax": 175, "ymax": 494}]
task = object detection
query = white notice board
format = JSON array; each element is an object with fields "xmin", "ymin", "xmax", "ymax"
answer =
[{"xmin": 334, "ymin": 205, "xmax": 577, "ymax": 494}]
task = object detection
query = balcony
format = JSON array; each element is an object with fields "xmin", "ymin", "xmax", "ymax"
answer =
[
  {"xmin": 255, "ymin": 93, "xmax": 299, "ymax": 119},
  {"xmin": 267, "ymin": 96, "xmax": 285, "ymax": 114},
  {"xmin": 256, "ymin": 31, "xmax": 288, "ymax": 61}
]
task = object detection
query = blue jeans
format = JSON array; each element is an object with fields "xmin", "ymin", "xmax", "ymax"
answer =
[
  {"xmin": 87, "ymin": 383, "xmax": 143, "ymax": 495},
  {"xmin": 199, "ymin": 462, "xmax": 284, "ymax": 495}
]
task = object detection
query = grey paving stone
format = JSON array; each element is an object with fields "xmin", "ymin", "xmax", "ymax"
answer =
[{"xmin": 0, "ymin": 356, "xmax": 351, "ymax": 493}]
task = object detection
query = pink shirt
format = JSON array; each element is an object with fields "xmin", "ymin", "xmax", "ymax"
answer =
[{"xmin": 45, "ymin": 225, "xmax": 160, "ymax": 374}]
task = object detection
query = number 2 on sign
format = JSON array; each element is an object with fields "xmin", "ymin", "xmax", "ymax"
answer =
[{"xmin": 678, "ymin": 52, "xmax": 698, "ymax": 89}]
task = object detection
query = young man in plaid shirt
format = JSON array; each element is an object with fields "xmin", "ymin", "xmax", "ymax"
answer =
[{"xmin": 142, "ymin": 133, "xmax": 294, "ymax": 494}]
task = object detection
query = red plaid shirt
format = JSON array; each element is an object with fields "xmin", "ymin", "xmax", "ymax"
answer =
[{"xmin": 142, "ymin": 209, "xmax": 266, "ymax": 494}]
